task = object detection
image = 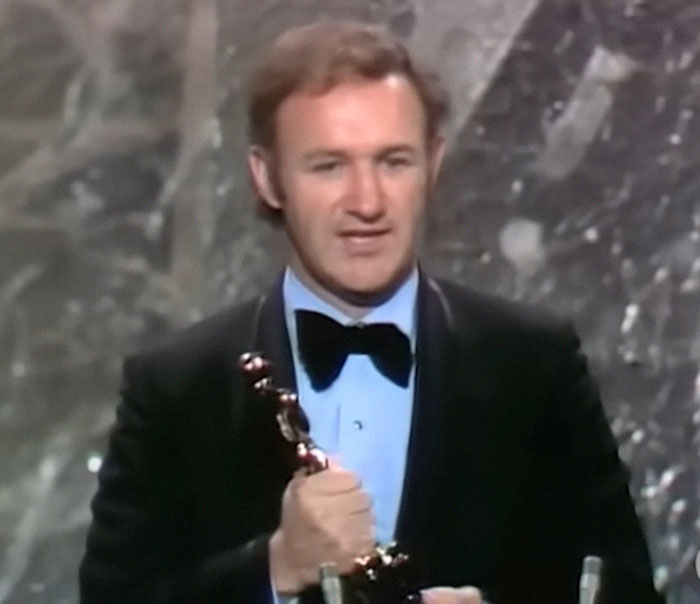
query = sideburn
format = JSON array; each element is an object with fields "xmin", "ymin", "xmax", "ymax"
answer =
[{"xmin": 267, "ymin": 154, "xmax": 286, "ymax": 202}]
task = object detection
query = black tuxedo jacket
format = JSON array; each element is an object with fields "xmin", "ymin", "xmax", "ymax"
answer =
[{"xmin": 80, "ymin": 274, "xmax": 662, "ymax": 604}]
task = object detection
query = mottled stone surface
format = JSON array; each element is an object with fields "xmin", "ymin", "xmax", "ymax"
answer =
[{"xmin": 1, "ymin": 0, "xmax": 698, "ymax": 602}]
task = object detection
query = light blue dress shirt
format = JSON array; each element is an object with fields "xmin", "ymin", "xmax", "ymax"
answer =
[
  {"xmin": 283, "ymin": 267, "xmax": 418, "ymax": 542},
  {"xmin": 272, "ymin": 267, "xmax": 418, "ymax": 601}
]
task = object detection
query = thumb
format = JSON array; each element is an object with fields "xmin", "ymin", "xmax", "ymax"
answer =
[
  {"xmin": 325, "ymin": 454, "xmax": 343, "ymax": 469},
  {"xmin": 421, "ymin": 586, "xmax": 482, "ymax": 604}
]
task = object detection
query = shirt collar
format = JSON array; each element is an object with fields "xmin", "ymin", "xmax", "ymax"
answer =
[{"xmin": 282, "ymin": 266, "xmax": 418, "ymax": 348}]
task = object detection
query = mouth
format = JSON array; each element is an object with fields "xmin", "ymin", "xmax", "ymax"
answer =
[
  {"xmin": 337, "ymin": 228, "xmax": 391, "ymax": 254},
  {"xmin": 339, "ymin": 228, "xmax": 391, "ymax": 240}
]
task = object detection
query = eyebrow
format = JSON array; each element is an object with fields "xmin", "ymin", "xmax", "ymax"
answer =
[
  {"xmin": 377, "ymin": 145, "xmax": 419, "ymax": 156},
  {"xmin": 301, "ymin": 144, "xmax": 419, "ymax": 162}
]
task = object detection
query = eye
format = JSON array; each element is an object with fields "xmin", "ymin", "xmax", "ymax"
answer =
[
  {"xmin": 383, "ymin": 155, "xmax": 412, "ymax": 169},
  {"xmin": 311, "ymin": 160, "xmax": 341, "ymax": 173}
]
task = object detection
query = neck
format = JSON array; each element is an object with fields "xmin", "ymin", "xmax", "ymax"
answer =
[{"xmin": 288, "ymin": 257, "xmax": 415, "ymax": 321}]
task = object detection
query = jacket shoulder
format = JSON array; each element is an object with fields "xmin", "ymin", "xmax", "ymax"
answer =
[
  {"xmin": 431, "ymin": 277, "xmax": 577, "ymax": 347},
  {"xmin": 122, "ymin": 295, "xmax": 264, "ymax": 398}
]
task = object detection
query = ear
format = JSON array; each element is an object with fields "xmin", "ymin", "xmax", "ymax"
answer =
[
  {"xmin": 427, "ymin": 134, "xmax": 447, "ymax": 189},
  {"xmin": 248, "ymin": 145, "xmax": 283, "ymax": 210}
]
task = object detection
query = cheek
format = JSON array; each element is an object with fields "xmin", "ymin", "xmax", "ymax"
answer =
[
  {"xmin": 282, "ymin": 176, "xmax": 339, "ymax": 221},
  {"xmin": 392, "ymin": 183, "xmax": 426, "ymax": 230},
  {"xmin": 283, "ymin": 199, "xmax": 336, "ymax": 257}
]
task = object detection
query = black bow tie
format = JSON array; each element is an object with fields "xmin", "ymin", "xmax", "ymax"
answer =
[{"xmin": 295, "ymin": 309, "xmax": 412, "ymax": 391}]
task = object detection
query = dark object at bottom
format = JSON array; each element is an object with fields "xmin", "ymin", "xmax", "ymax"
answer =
[{"xmin": 317, "ymin": 562, "xmax": 423, "ymax": 604}]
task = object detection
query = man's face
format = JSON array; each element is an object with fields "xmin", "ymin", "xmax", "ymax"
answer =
[{"xmin": 250, "ymin": 74, "xmax": 445, "ymax": 303}]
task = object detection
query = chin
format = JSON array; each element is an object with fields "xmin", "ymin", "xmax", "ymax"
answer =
[{"xmin": 335, "ymin": 272, "xmax": 405, "ymax": 304}]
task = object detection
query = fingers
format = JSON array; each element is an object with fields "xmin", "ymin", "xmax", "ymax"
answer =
[
  {"xmin": 290, "ymin": 466, "xmax": 372, "ymax": 516},
  {"xmin": 274, "ymin": 464, "xmax": 375, "ymax": 591},
  {"xmin": 304, "ymin": 464, "xmax": 364, "ymax": 494},
  {"xmin": 290, "ymin": 476, "xmax": 372, "ymax": 517},
  {"xmin": 421, "ymin": 586, "xmax": 482, "ymax": 604}
]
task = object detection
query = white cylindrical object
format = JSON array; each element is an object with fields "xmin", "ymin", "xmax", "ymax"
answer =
[
  {"xmin": 579, "ymin": 555, "xmax": 603, "ymax": 604},
  {"xmin": 320, "ymin": 562, "xmax": 343, "ymax": 604}
]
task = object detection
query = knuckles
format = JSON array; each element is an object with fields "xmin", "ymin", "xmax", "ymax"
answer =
[
  {"xmin": 307, "ymin": 466, "xmax": 362, "ymax": 492},
  {"xmin": 279, "ymin": 466, "xmax": 376, "ymax": 584}
]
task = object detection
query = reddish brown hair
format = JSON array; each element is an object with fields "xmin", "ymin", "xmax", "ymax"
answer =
[{"xmin": 246, "ymin": 20, "xmax": 450, "ymax": 149}]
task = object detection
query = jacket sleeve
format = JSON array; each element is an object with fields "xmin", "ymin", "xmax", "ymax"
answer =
[
  {"xmin": 486, "ymin": 319, "xmax": 663, "ymax": 604},
  {"xmin": 548, "ymin": 322, "xmax": 663, "ymax": 604},
  {"xmin": 79, "ymin": 353, "xmax": 274, "ymax": 604}
]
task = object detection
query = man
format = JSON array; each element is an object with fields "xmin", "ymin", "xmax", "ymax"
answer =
[{"xmin": 80, "ymin": 21, "xmax": 662, "ymax": 604}]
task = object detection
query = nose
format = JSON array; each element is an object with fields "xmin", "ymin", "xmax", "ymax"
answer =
[{"xmin": 345, "ymin": 162, "xmax": 386, "ymax": 221}]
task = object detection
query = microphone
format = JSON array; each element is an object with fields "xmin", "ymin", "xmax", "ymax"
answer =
[
  {"xmin": 579, "ymin": 555, "xmax": 602, "ymax": 604},
  {"xmin": 320, "ymin": 562, "xmax": 344, "ymax": 604}
]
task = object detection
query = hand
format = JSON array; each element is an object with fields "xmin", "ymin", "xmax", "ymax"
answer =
[
  {"xmin": 269, "ymin": 464, "xmax": 374, "ymax": 595},
  {"xmin": 421, "ymin": 586, "xmax": 483, "ymax": 604}
]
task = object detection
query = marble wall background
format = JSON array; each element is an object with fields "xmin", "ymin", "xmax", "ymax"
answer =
[{"xmin": 1, "ymin": 0, "xmax": 698, "ymax": 602}]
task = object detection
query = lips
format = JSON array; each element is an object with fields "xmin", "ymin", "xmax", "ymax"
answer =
[
  {"xmin": 338, "ymin": 228, "xmax": 391, "ymax": 238},
  {"xmin": 337, "ymin": 227, "xmax": 391, "ymax": 254}
]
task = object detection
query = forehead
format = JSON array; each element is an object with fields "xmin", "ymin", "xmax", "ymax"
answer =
[{"xmin": 274, "ymin": 75, "xmax": 427, "ymax": 153}]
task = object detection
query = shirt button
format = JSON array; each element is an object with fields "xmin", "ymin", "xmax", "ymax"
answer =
[{"xmin": 353, "ymin": 420, "xmax": 364, "ymax": 431}]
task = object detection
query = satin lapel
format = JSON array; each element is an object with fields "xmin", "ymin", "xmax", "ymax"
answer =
[
  {"xmin": 253, "ymin": 275, "xmax": 297, "ymax": 393},
  {"xmin": 395, "ymin": 278, "xmax": 519, "ymax": 585},
  {"xmin": 394, "ymin": 273, "xmax": 451, "ymax": 565},
  {"xmin": 237, "ymin": 275, "xmax": 299, "ymax": 479}
]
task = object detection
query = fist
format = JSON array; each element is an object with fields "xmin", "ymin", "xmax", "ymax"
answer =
[
  {"xmin": 421, "ymin": 586, "xmax": 483, "ymax": 604},
  {"xmin": 269, "ymin": 465, "xmax": 374, "ymax": 595}
]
